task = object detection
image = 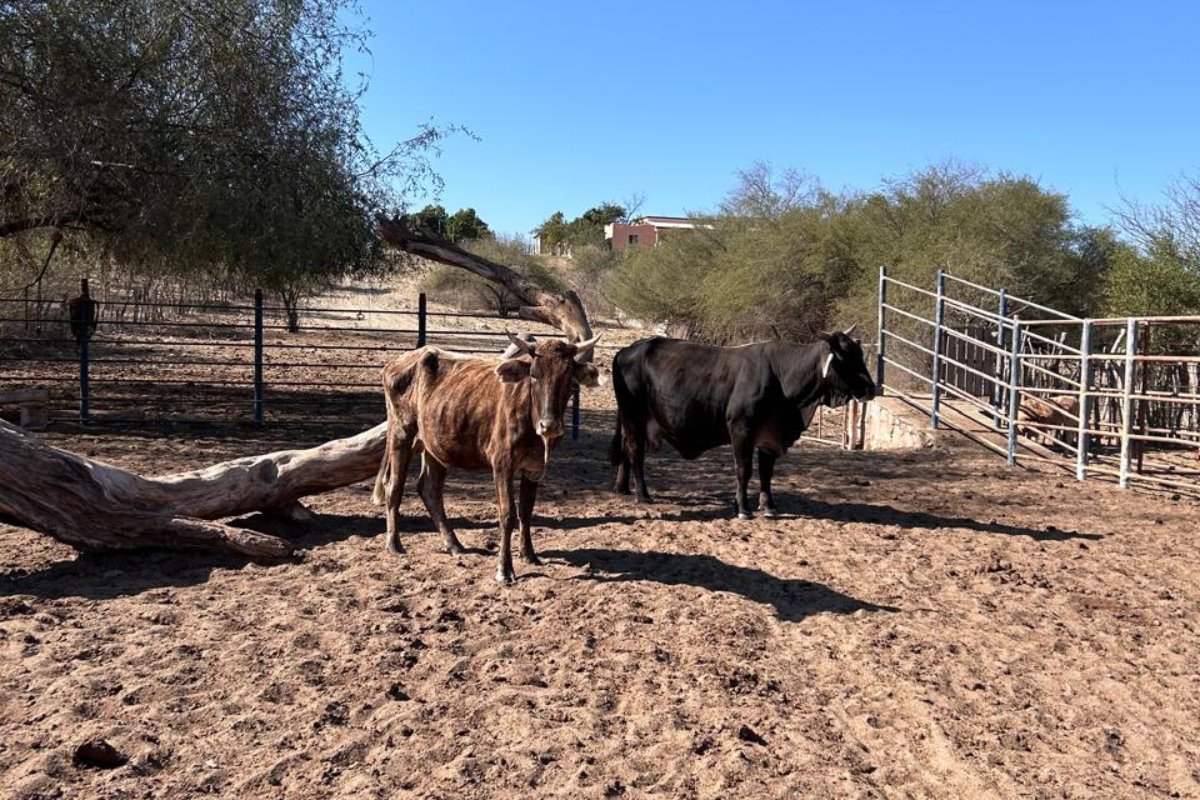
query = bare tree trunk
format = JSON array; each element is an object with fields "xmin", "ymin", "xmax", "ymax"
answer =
[
  {"xmin": 375, "ymin": 215, "xmax": 595, "ymax": 353},
  {"xmin": 0, "ymin": 419, "xmax": 386, "ymax": 559}
]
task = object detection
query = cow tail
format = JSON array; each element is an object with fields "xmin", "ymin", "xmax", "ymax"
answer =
[
  {"xmin": 370, "ymin": 450, "xmax": 390, "ymax": 506},
  {"xmin": 609, "ymin": 357, "xmax": 626, "ymax": 466}
]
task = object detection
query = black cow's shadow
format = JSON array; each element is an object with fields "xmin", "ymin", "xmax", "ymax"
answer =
[
  {"xmin": 547, "ymin": 496, "xmax": 1101, "ymax": 542},
  {"xmin": 543, "ymin": 547, "xmax": 898, "ymax": 623}
]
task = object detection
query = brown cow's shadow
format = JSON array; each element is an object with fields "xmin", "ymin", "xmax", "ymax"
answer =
[{"xmin": 543, "ymin": 547, "xmax": 898, "ymax": 623}]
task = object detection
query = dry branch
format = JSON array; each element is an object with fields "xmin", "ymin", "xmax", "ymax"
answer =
[
  {"xmin": 0, "ymin": 419, "xmax": 387, "ymax": 559},
  {"xmin": 375, "ymin": 215, "xmax": 595, "ymax": 353}
]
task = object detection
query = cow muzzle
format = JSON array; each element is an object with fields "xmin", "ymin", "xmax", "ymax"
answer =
[{"xmin": 536, "ymin": 419, "xmax": 565, "ymax": 443}]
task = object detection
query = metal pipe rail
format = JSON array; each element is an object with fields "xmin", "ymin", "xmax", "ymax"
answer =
[
  {"xmin": 876, "ymin": 266, "xmax": 1200, "ymax": 495},
  {"xmin": 0, "ymin": 286, "xmax": 585, "ymax": 435}
]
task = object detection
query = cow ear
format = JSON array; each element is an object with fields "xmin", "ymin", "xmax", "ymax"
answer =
[
  {"xmin": 573, "ymin": 362, "xmax": 600, "ymax": 387},
  {"xmin": 495, "ymin": 358, "xmax": 531, "ymax": 383}
]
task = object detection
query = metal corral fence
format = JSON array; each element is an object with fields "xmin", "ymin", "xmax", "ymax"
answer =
[
  {"xmin": 877, "ymin": 266, "xmax": 1200, "ymax": 495},
  {"xmin": 0, "ymin": 279, "xmax": 581, "ymax": 435}
]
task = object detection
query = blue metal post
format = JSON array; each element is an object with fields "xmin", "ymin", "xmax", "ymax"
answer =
[
  {"xmin": 876, "ymin": 266, "xmax": 887, "ymax": 392},
  {"xmin": 417, "ymin": 292, "xmax": 427, "ymax": 348},
  {"xmin": 253, "ymin": 289, "xmax": 264, "ymax": 425},
  {"xmin": 1006, "ymin": 322, "xmax": 1023, "ymax": 466},
  {"xmin": 1119, "ymin": 318, "xmax": 1138, "ymax": 488},
  {"xmin": 930, "ymin": 270, "xmax": 946, "ymax": 430},
  {"xmin": 1075, "ymin": 320, "xmax": 1092, "ymax": 481},
  {"xmin": 78, "ymin": 278, "xmax": 90, "ymax": 424}
]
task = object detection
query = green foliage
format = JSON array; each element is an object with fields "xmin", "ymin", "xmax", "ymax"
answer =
[
  {"xmin": 401, "ymin": 205, "xmax": 492, "ymax": 243},
  {"xmin": 535, "ymin": 204, "xmax": 626, "ymax": 252},
  {"xmin": 1100, "ymin": 239, "xmax": 1200, "ymax": 318},
  {"xmin": 611, "ymin": 161, "xmax": 1111, "ymax": 344},
  {"xmin": 405, "ymin": 205, "xmax": 451, "ymax": 238},
  {"xmin": 0, "ymin": 0, "xmax": 452, "ymax": 316},
  {"xmin": 446, "ymin": 208, "xmax": 492, "ymax": 243}
]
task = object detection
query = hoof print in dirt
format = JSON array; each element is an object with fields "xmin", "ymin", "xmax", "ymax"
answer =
[
  {"xmin": 736, "ymin": 724, "xmax": 768, "ymax": 746},
  {"xmin": 73, "ymin": 739, "xmax": 128, "ymax": 769}
]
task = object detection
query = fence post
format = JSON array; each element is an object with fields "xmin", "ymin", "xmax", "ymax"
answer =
[
  {"xmin": 77, "ymin": 278, "xmax": 90, "ymax": 424},
  {"xmin": 1075, "ymin": 320, "xmax": 1092, "ymax": 481},
  {"xmin": 1136, "ymin": 324, "xmax": 1152, "ymax": 476},
  {"xmin": 930, "ymin": 270, "xmax": 946, "ymax": 430},
  {"xmin": 1005, "ymin": 321, "xmax": 1023, "ymax": 466},
  {"xmin": 417, "ymin": 292, "xmax": 427, "ymax": 348},
  {"xmin": 571, "ymin": 385, "xmax": 580, "ymax": 441},
  {"xmin": 1119, "ymin": 318, "xmax": 1138, "ymax": 489},
  {"xmin": 876, "ymin": 265, "xmax": 887, "ymax": 392},
  {"xmin": 254, "ymin": 289, "xmax": 264, "ymax": 426},
  {"xmin": 993, "ymin": 288, "xmax": 1007, "ymax": 427}
]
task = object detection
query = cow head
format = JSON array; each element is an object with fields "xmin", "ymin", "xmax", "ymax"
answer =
[
  {"xmin": 818, "ymin": 324, "xmax": 876, "ymax": 403},
  {"xmin": 497, "ymin": 332, "xmax": 601, "ymax": 445}
]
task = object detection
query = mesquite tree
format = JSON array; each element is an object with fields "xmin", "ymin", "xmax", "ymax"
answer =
[{"xmin": 0, "ymin": 0, "xmax": 451, "ymax": 309}]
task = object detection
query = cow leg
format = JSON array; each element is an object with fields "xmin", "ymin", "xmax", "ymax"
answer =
[
  {"xmin": 383, "ymin": 418, "xmax": 417, "ymax": 555},
  {"xmin": 517, "ymin": 475, "xmax": 540, "ymax": 565},
  {"xmin": 757, "ymin": 450, "xmax": 779, "ymax": 518},
  {"xmin": 494, "ymin": 468, "xmax": 518, "ymax": 584},
  {"xmin": 730, "ymin": 425, "xmax": 755, "ymax": 520},
  {"xmin": 418, "ymin": 457, "xmax": 465, "ymax": 556},
  {"xmin": 611, "ymin": 417, "xmax": 631, "ymax": 495},
  {"xmin": 630, "ymin": 425, "xmax": 652, "ymax": 504}
]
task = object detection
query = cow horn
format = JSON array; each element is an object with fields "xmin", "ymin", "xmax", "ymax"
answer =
[
  {"xmin": 573, "ymin": 334, "xmax": 601, "ymax": 362},
  {"xmin": 843, "ymin": 323, "xmax": 857, "ymax": 336},
  {"xmin": 505, "ymin": 330, "xmax": 537, "ymax": 356}
]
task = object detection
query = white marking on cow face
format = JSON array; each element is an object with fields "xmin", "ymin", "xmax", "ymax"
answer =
[{"xmin": 821, "ymin": 352, "xmax": 835, "ymax": 380}]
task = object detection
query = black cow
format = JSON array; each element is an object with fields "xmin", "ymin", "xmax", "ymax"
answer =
[{"xmin": 610, "ymin": 327, "xmax": 876, "ymax": 519}]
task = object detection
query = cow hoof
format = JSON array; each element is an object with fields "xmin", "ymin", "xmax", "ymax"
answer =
[
  {"xmin": 445, "ymin": 541, "xmax": 466, "ymax": 556},
  {"xmin": 385, "ymin": 535, "xmax": 405, "ymax": 555},
  {"xmin": 613, "ymin": 484, "xmax": 631, "ymax": 495},
  {"xmin": 494, "ymin": 568, "xmax": 516, "ymax": 585},
  {"xmin": 737, "ymin": 512, "xmax": 753, "ymax": 521},
  {"xmin": 521, "ymin": 553, "xmax": 542, "ymax": 566},
  {"xmin": 762, "ymin": 508, "xmax": 779, "ymax": 519},
  {"xmin": 635, "ymin": 495, "xmax": 654, "ymax": 505}
]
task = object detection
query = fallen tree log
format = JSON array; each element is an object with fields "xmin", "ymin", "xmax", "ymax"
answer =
[
  {"xmin": 375, "ymin": 215, "xmax": 595, "ymax": 355},
  {"xmin": 1, "ymin": 225, "xmax": 597, "ymax": 558},
  {"xmin": 0, "ymin": 419, "xmax": 387, "ymax": 559}
]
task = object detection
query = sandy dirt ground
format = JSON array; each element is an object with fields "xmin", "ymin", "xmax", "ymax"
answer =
[
  {"xmin": 2, "ymin": 398, "xmax": 1200, "ymax": 799},
  {"xmin": 2, "ymin": 276, "xmax": 1199, "ymax": 798}
]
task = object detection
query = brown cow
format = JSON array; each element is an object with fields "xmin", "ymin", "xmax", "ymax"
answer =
[
  {"xmin": 374, "ymin": 333, "xmax": 599, "ymax": 583},
  {"xmin": 1017, "ymin": 393, "xmax": 1080, "ymax": 449}
]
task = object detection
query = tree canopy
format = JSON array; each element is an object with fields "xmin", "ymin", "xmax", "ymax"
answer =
[
  {"xmin": 608, "ymin": 162, "xmax": 1137, "ymax": 342},
  {"xmin": 0, "ymin": 0, "xmax": 451, "ymax": 313},
  {"xmin": 535, "ymin": 203, "xmax": 627, "ymax": 252}
]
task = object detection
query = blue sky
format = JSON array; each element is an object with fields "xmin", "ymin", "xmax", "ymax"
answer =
[{"xmin": 351, "ymin": 1, "xmax": 1199, "ymax": 238}]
